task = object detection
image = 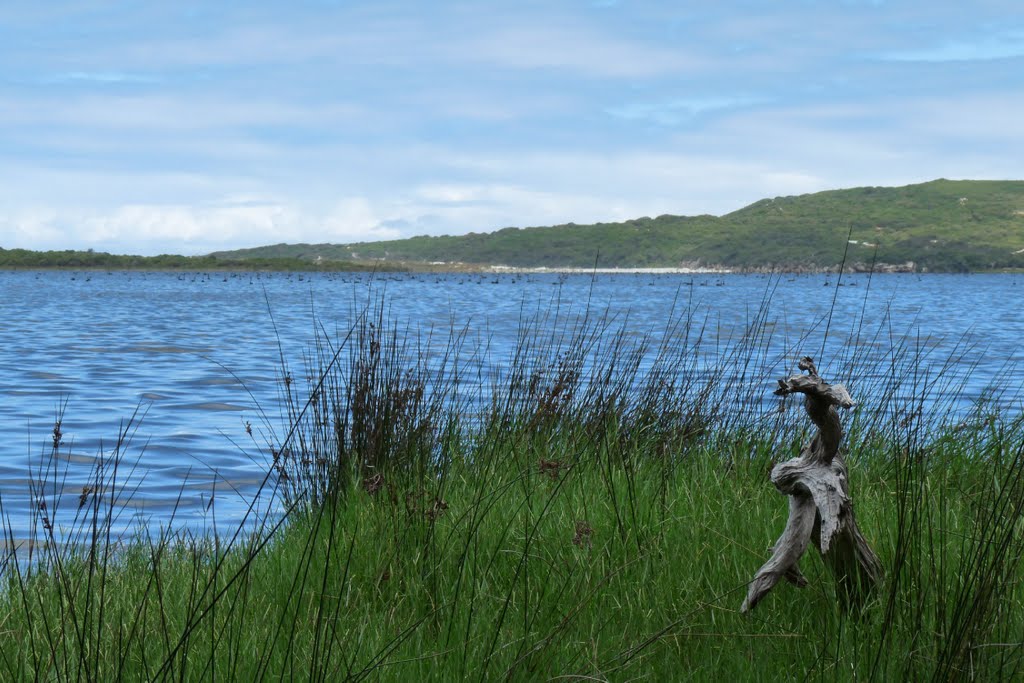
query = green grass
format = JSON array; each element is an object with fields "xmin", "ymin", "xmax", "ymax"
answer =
[
  {"xmin": 2, "ymin": 296, "xmax": 1022, "ymax": 680},
  {"xmin": 4, "ymin": 423, "xmax": 1022, "ymax": 680}
]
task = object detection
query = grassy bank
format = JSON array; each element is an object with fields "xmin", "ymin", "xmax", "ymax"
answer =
[{"xmin": 2, "ymin": 300, "xmax": 1022, "ymax": 680}]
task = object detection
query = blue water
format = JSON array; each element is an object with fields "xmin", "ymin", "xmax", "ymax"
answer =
[{"xmin": 1, "ymin": 270, "xmax": 1021, "ymax": 540}]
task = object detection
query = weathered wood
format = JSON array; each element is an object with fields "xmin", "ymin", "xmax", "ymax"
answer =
[{"xmin": 741, "ymin": 357, "xmax": 882, "ymax": 613}]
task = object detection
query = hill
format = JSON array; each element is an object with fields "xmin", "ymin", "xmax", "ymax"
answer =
[{"xmin": 210, "ymin": 180, "xmax": 1024, "ymax": 273}]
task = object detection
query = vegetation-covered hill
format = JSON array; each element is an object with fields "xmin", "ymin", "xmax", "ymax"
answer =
[{"xmin": 212, "ymin": 179, "xmax": 1024, "ymax": 272}]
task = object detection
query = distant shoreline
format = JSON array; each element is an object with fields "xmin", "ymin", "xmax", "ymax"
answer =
[
  {"xmin": 484, "ymin": 265, "xmax": 734, "ymax": 274},
  {"xmin": 2, "ymin": 263, "xmax": 1022, "ymax": 275}
]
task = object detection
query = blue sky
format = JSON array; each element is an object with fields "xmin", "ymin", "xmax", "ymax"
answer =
[{"xmin": 2, "ymin": 1, "xmax": 1023, "ymax": 255}]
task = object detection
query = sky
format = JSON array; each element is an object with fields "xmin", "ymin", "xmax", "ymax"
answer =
[{"xmin": 2, "ymin": 1, "xmax": 1023, "ymax": 256}]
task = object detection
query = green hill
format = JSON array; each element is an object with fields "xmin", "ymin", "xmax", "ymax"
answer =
[
  {"xmin": 210, "ymin": 180, "xmax": 1024, "ymax": 272},
  {"xmin": 209, "ymin": 180, "xmax": 1024, "ymax": 272}
]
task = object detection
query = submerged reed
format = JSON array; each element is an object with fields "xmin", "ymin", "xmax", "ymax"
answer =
[{"xmin": 0, "ymin": 287, "xmax": 1021, "ymax": 680}]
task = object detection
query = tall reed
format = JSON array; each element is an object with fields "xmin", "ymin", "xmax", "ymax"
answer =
[{"xmin": 0, "ymin": 285, "xmax": 1020, "ymax": 680}]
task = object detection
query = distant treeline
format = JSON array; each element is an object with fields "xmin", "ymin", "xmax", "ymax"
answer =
[{"xmin": 0, "ymin": 248, "xmax": 388, "ymax": 272}]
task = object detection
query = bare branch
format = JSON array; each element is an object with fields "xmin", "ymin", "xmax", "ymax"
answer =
[{"xmin": 743, "ymin": 357, "xmax": 881, "ymax": 613}]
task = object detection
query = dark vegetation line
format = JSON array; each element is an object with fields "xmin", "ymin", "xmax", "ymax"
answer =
[
  {"xmin": 0, "ymin": 282, "xmax": 1022, "ymax": 679},
  {"xmin": 5, "ymin": 178, "xmax": 1024, "ymax": 272},
  {"xmin": 0, "ymin": 248, "xmax": 388, "ymax": 272}
]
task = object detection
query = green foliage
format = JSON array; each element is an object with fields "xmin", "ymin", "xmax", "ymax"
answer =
[
  {"xmin": 211, "ymin": 179, "xmax": 1024, "ymax": 272},
  {"xmin": 0, "ymin": 248, "xmax": 388, "ymax": 272}
]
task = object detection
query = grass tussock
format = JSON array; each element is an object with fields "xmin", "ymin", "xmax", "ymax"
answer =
[{"xmin": 1, "ymin": 292, "xmax": 1022, "ymax": 681}]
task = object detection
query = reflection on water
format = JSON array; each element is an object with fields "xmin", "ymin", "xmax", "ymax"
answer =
[{"xmin": 0, "ymin": 269, "xmax": 1021, "ymax": 539}]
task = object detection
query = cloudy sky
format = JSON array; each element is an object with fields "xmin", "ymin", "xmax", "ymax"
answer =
[{"xmin": 2, "ymin": 1, "xmax": 1022, "ymax": 255}]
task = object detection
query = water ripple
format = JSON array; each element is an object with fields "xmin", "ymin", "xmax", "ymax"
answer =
[{"xmin": 0, "ymin": 270, "xmax": 1020, "ymax": 541}]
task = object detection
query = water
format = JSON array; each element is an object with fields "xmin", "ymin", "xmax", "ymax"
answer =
[{"xmin": 1, "ymin": 270, "xmax": 1021, "ymax": 540}]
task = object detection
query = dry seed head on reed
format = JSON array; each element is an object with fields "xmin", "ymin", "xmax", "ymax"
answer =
[
  {"xmin": 538, "ymin": 458, "xmax": 563, "ymax": 480},
  {"xmin": 572, "ymin": 520, "xmax": 594, "ymax": 548}
]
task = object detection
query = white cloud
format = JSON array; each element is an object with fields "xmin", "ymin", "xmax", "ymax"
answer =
[
  {"xmin": 40, "ymin": 71, "xmax": 161, "ymax": 85},
  {"xmin": 0, "ymin": 93, "xmax": 367, "ymax": 132},
  {"xmin": 14, "ymin": 3, "xmax": 691, "ymax": 84},
  {"xmin": 436, "ymin": 150, "xmax": 832, "ymax": 216},
  {"xmin": 83, "ymin": 203, "xmax": 283, "ymax": 244},
  {"xmin": 881, "ymin": 32, "xmax": 1024, "ymax": 62},
  {"xmin": 463, "ymin": 24, "xmax": 701, "ymax": 78},
  {"xmin": 1, "ymin": 209, "xmax": 65, "ymax": 247},
  {"xmin": 322, "ymin": 198, "xmax": 401, "ymax": 242},
  {"xmin": 0, "ymin": 197, "xmax": 402, "ymax": 254},
  {"xmin": 607, "ymin": 95, "xmax": 766, "ymax": 126},
  {"xmin": 2, "ymin": 1, "xmax": 1023, "ymax": 257}
]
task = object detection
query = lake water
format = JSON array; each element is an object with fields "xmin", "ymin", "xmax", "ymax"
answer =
[{"xmin": 1, "ymin": 270, "xmax": 1021, "ymax": 540}]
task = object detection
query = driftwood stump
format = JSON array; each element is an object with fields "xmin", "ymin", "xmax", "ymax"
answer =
[{"xmin": 741, "ymin": 357, "xmax": 882, "ymax": 613}]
